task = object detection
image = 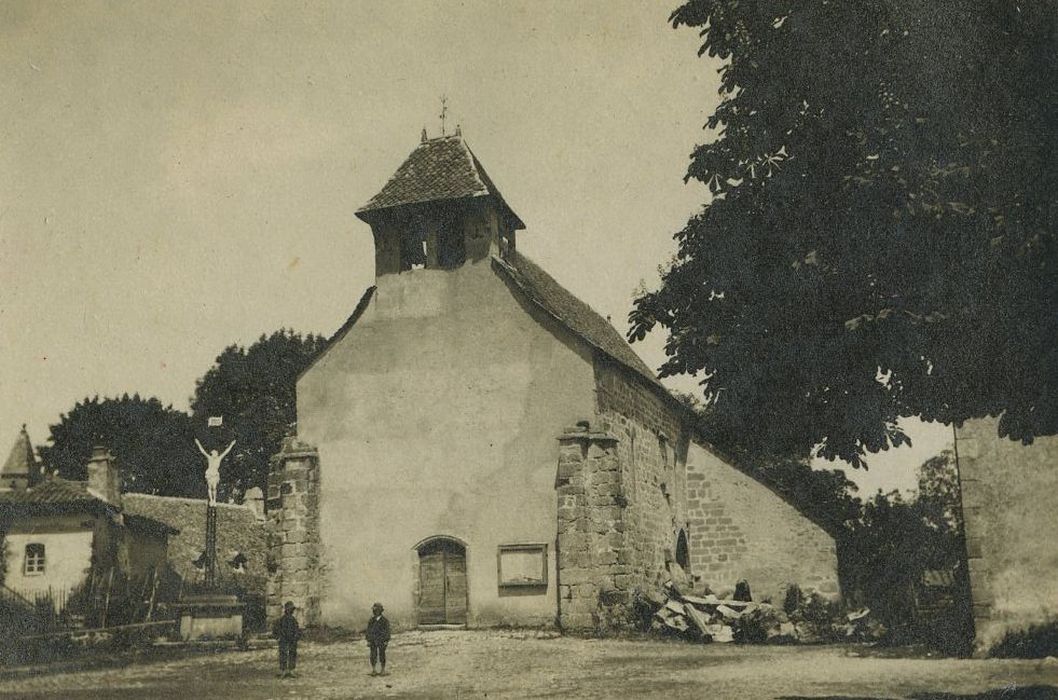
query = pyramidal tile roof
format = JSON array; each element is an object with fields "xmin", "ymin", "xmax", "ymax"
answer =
[
  {"xmin": 1, "ymin": 426, "xmax": 36, "ymax": 477},
  {"xmin": 357, "ymin": 133, "xmax": 524, "ymax": 229}
]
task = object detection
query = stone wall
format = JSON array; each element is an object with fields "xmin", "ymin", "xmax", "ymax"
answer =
[
  {"xmin": 684, "ymin": 441, "xmax": 839, "ymax": 602},
  {"xmin": 297, "ymin": 259, "xmax": 596, "ymax": 628},
  {"xmin": 266, "ymin": 438, "xmax": 322, "ymax": 626},
  {"xmin": 592, "ymin": 357, "xmax": 839, "ymax": 605},
  {"xmin": 956, "ymin": 418, "xmax": 1058, "ymax": 654},
  {"xmin": 594, "ymin": 359, "xmax": 690, "ymax": 595},
  {"xmin": 555, "ymin": 423, "xmax": 630, "ymax": 631}
]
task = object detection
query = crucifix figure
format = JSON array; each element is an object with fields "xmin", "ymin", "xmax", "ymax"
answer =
[{"xmin": 195, "ymin": 438, "xmax": 235, "ymax": 505}]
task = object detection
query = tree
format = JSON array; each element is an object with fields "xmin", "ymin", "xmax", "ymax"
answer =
[
  {"xmin": 190, "ymin": 329, "xmax": 326, "ymax": 501},
  {"xmin": 630, "ymin": 1, "xmax": 1058, "ymax": 466},
  {"xmin": 37, "ymin": 395, "xmax": 201, "ymax": 497},
  {"xmin": 837, "ymin": 451, "xmax": 971, "ymax": 650},
  {"xmin": 917, "ymin": 449, "xmax": 962, "ymax": 531}
]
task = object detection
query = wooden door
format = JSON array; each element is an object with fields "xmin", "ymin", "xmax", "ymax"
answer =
[
  {"xmin": 444, "ymin": 548, "xmax": 468, "ymax": 624},
  {"xmin": 418, "ymin": 549, "xmax": 447, "ymax": 624},
  {"xmin": 417, "ymin": 539, "xmax": 467, "ymax": 625}
]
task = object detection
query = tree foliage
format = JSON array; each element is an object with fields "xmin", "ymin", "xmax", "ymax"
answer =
[
  {"xmin": 631, "ymin": 0, "xmax": 1058, "ymax": 465},
  {"xmin": 38, "ymin": 395, "xmax": 200, "ymax": 497},
  {"xmin": 190, "ymin": 329, "xmax": 326, "ymax": 501}
]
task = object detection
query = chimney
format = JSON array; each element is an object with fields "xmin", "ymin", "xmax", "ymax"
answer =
[{"xmin": 86, "ymin": 446, "xmax": 122, "ymax": 506}]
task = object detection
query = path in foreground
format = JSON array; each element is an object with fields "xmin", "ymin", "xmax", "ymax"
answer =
[{"xmin": 1, "ymin": 631, "xmax": 1057, "ymax": 699}]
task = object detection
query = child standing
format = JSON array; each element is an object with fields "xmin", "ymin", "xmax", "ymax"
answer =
[
  {"xmin": 365, "ymin": 602, "xmax": 391, "ymax": 676},
  {"xmin": 273, "ymin": 600, "xmax": 302, "ymax": 678}
]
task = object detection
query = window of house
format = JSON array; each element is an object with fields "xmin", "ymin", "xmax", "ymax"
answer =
[
  {"xmin": 24, "ymin": 543, "xmax": 45, "ymax": 575},
  {"xmin": 497, "ymin": 544, "xmax": 547, "ymax": 588}
]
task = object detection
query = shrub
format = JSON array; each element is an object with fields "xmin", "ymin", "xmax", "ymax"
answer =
[
  {"xmin": 991, "ymin": 622, "xmax": 1058, "ymax": 658},
  {"xmin": 782, "ymin": 583, "xmax": 804, "ymax": 616},
  {"xmin": 733, "ymin": 605, "xmax": 785, "ymax": 644}
]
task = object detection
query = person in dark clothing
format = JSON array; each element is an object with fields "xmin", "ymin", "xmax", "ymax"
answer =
[
  {"xmin": 273, "ymin": 600, "xmax": 302, "ymax": 678},
  {"xmin": 365, "ymin": 602, "xmax": 391, "ymax": 676}
]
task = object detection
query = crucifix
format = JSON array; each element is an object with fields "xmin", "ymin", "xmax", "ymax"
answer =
[
  {"xmin": 194, "ymin": 436, "xmax": 235, "ymax": 588},
  {"xmin": 440, "ymin": 95, "xmax": 448, "ymax": 136}
]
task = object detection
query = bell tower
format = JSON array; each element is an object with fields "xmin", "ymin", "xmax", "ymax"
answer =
[{"xmin": 355, "ymin": 130, "xmax": 525, "ymax": 278}]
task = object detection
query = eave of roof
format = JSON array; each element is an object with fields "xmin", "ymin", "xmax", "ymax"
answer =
[{"xmin": 123, "ymin": 512, "xmax": 180, "ymax": 536}]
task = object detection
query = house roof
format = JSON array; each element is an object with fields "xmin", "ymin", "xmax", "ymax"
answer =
[
  {"xmin": 0, "ymin": 477, "xmax": 101, "ymax": 507},
  {"xmin": 0, "ymin": 477, "xmax": 175, "ymax": 536},
  {"xmin": 356, "ymin": 133, "xmax": 524, "ymax": 229},
  {"xmin": 122, "ymin": 494, "xmax": 267, "ymax": 588},
  {"xmin": 1, "ymin": 426, "xmax": 36, "ymax": 478},
  {"xmin": 494, "ymin": 251, "xmax": 661, "ymax": 389}
]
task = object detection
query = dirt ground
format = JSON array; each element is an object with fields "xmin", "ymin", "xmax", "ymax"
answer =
[{"xmin": 1, "ymin": 631, "xmax": 1057, "ymax": 699}]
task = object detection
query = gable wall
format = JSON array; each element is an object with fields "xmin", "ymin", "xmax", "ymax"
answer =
[{"xmin": 297, "ymin": 258, "xmax": 598, "ymax": 628}]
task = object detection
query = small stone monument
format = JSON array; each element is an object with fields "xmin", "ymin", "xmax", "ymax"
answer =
[{"xmin": 173, "ymin": 427, "xmax": 244, "ymax": 641}]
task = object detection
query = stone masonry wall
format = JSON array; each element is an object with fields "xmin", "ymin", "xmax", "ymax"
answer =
[
  {"xmin": 594, "ymin": 359, "xmax": 690, "ymax": 594},
  {"xmin": 266, "ymin": 438, "xmax": 322, "ymax": 626},
  {"xmin": 683, "ymin": 442, "xmax": 839, "ymax": 603},
  {"xmin": 956, "ymin": 418, "xmax": 1058, "ymax": 654},
  {"xmin": 593, "ymin": 356, "xmax": 839, "ymax": 604},
  {"xmin": 555, "ymin": 423, "xmax": 631, "ymax": 632}
]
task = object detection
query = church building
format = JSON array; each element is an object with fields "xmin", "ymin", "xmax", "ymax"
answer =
[{"xmin": 265, "ymin": 130, "xmax": 840, "ymax": 630}]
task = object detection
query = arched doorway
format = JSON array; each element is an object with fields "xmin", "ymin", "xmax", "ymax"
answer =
[
  {"xmin": 675, "ymin": 529, "xmax": 690, "ymax": 573},
  {"xmin": 415, "ymin": 536, "xmax": 468, "ymax": 625}
]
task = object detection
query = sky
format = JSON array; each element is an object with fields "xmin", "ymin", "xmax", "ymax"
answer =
[{"xmin": 0, "ymin": 0, "xmax": 951, "ymax": 495}]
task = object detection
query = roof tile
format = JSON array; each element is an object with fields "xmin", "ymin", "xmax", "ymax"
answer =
[
  {"xmin": 357, "ymin": 134, "xmax": 523, "ymax": 228},
  {"xmin": 0, "ymin": 478, "xmax": 98, "ymax": 506}
]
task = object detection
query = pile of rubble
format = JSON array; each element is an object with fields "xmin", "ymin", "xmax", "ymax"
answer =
[{"xmin": 645, "ymin": 567, "xmax": 884, "ymax": 645}]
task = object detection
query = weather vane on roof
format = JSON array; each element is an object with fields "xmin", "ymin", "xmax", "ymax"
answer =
[{"xmin": 440, "ymin": 95, "xmax": 448, "ymax": 136}]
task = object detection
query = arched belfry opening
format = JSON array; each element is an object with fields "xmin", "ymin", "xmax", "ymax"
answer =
[
  {"xmin": 355, "ymin": 132, "xmax": 525, "ymax": 278},
  {"xmin": 675, "ymin": 529, "xmax": 691, "ymax": 573},
  {"xmin": 415, "ymin": 536, "xmax": 468, "ymax": 625}
]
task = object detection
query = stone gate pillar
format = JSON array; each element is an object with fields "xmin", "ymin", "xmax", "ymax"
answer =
[
  {"xmin": 555, "ymin": 421, "xmax": 632, "ymax": 632},
  {"xmin": 266, "ymin": 437, "xmax": 322, "ymax": 626}
]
